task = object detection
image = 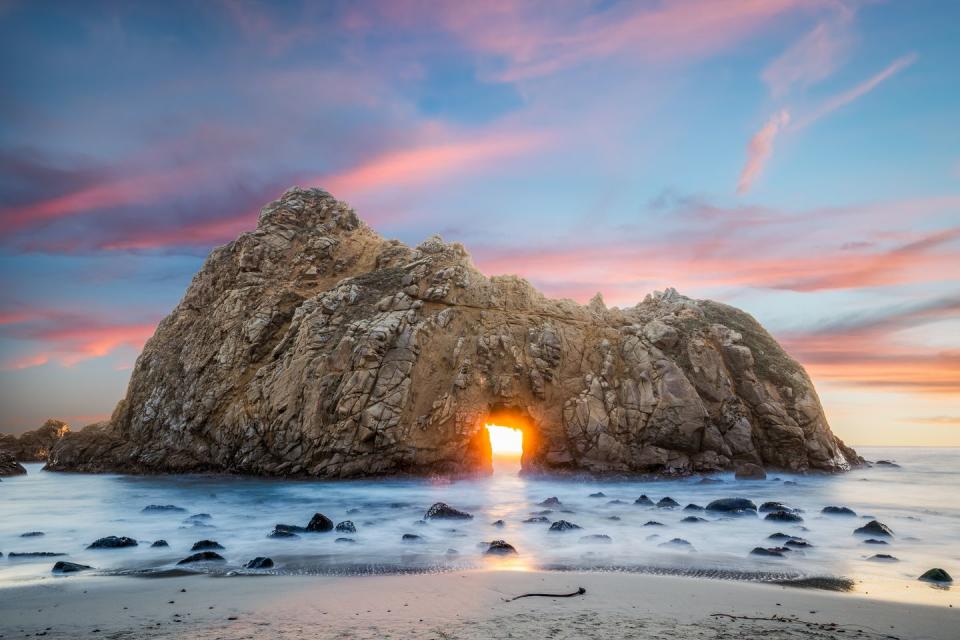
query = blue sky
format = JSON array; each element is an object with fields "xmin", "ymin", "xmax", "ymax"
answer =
[{"xmin": 1, "ymin": 0, "xmax": 958, "ymax": 444}]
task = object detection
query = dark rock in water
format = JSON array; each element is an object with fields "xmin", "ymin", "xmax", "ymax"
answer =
[
  {"xmin": 492, "ymin": 520, "xmax": 505, "ymax": 528},
  {"xmin": 785, "ymin": 539, "xmax": 812, "ymax": 548},
  {"xmin": 635, "ymin": 495, "xmax": 654, "ymax": 506},
  {"xmin": 765, "ymin": 510, "xmax": 803, "ymax": 523},
  {"xmin": 698, "ymin": 478, "xmax": 723, "ymax": 485},
  {"xmin": 335, "ymin": 520, "xmax": 357, "ymax": 533},
  {"xmin": 783, "ymin": 480, "xmax": 799, "ymax": 486},
  {"xmin": 539, "ymin": 497, "xmax": 562, "ymax": 507},
  {"xmin": 177, "ymin": 551, "xmax": 225, "ymax": 564},
  {"xmin": 548, "ymin": 520, "xmax": 581, "ymax": 532},
  {"xmin": 306, "ymin": 513, "xmax": 334, "ymax": 532},
  {"xmin": 20, "ymin": 531, "xmax": 44, "ymax": 537},
  {"xmin": 402, "ymin": 534, "xmax": 424, "ymax": 543},
  {"xmin": 87, "ymin": 536, "xmax": 137, "ymax": 549},
  {"xmin": 875, "ymin": 460, "xmax": 900, "ymax": 468},
  {"xmin": 706, "ymin": 498, "xmax": 757, "ymax": 514},
  {"xmin": 523, "ymin": 516, "xmax": 549, "ymax": 524},
  {"xmin": 868, "ymin": 554, "xmax": 898, "ymax": 562},
  {"xmin": 191, "ymin": 540, "xmax": 224, "ymax": 551},
  {"xmin": 822, "ymin": 506, "xmax": 857, "ymax": 517},
  {"xmin": 768, "ymin": 532, "xmax": 801, "ymax": 542},
  {"xmin": 683, "ymin": 504, "xmax": 704, "ymax": 511},
  {"xmin": 758, "ymin": 501, "xmax": 788, "ymax": 513},
  {"xmin": 274, "ymin": 523, "xmax": 307, "ymax": 534},
  {"xmin": 151, "ymin": 540, "xmax": 169, "ymax": 548},
  {"xmin": 560, "ymin": 509, "xmax": 576, "ymax": 514},
  {"xmin": 735, "ymin": 462, "xmax": 766, "ymax": 480},
  {"xmin": 579, "ymin": 534, "xmax": 612, "ymax": 543},
  {"xmin": 659, "ymin": 538, "xmax": 694, "ymax": 550},
  {"xmin": 268, "ymin": 528, "xmax": 300, "ymax": 539},
  {"xmin": 52, "ymin": 561, "xmax": 92, "ymax": 573},
  {"xmin": 424, "ymin": 502, "xmax": 473, "ymax": 520},
  {"xmin": 607, "ymin": 515, "xmax": 621, "ymax": 521},
  {"xmin": 681, "ymin": 516, "xmax": 707, "ymax": 523},
  {"xmin": 445, "ymin": 548, "xmax": 459, "ymax": 556},
  {"xmin": 531, "ymin": 509, "xmax": 553, "ymax": 515},
  {"xmin": 10, "ymin": 552, "xmax": 66, "ymax": 557},
  {"xmin": 863, "ymin": 538, "xmax": 888, "ymax": 545},
  {"xmin": 918, "ymin": 568, "xmax": 952, "ymax": 583},
  {"xmin": 657, "ymin": 497, "xmax": 680, "ymax": 508},
  {"xmin": 485, "ymin": 540, "xmax": 517, "ymax": 555},
  {"xmin": 185, "ymin": 513, "xmax": 212, "ymax": 521},
  {"xmin": 643, "ymin": 520, "xmax": 665, "ymax": 527},
  {"xmin": 244, "ymin": 557, "xmax": 274, "ymax": 569},
  {"xmin": 0, "ymin": 450, "xmax": 27, "ymax": 476},
  {"xmin": 589, "ymin": 492, "xmax": 606, "ymax": 498},
  {"xmin": 854, "ymin": 520, "xmax": 894, "ymax": 537},
  {"xmin": 335, "ymin": 537, "xmax": 356, "ymax": 544},
  {"xmin": 751, "ymin": 546, "xmax": 788, "ymax": 557},
  {"xmin": 607, "ymin": 499, "xmax": 627, "ymax": 505},
  {"xmin": 142, "ymin": 505, "xmax": 186, "ymax": 513}
]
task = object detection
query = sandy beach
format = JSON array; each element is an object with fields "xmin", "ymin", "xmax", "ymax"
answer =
[{"xmin": 1, "ymin": 570, "xmax": 956, "ymax": 640}]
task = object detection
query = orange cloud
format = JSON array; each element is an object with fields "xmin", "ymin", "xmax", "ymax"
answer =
[{"xmin": 737, "ymin": 109, "xmax": 790, "ymax": 194}]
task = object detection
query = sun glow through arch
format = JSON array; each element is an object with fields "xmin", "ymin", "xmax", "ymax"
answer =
[{"xmin": 485, "ymin": 424, "xmax": 523, "ymax": 456}]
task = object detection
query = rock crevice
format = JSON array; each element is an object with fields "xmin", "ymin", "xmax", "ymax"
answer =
[{"xmin": 46, "ymin": 188, "xmax": 860, "ymax": 477}]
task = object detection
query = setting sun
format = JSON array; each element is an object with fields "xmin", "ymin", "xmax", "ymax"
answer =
[{"xmin": 486, "ymin": 424, "xmax": 523, "ymax": 456}]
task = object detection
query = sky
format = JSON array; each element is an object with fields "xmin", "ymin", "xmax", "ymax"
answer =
[{"xmin": 0, "ymin": 0, "xmax": 957, "ymax": 446}]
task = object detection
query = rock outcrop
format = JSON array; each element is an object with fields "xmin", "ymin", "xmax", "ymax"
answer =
[
  {"xmin": 47, "ymin": 187, "xmax": 860, "ymax": 478},
  {"xmin": 0, "ymin": 450, "xmax": 27, "ymax": 476},
  {"xmin": 0, "ymin": 419, "xmax": 70, "ymax": 461}
]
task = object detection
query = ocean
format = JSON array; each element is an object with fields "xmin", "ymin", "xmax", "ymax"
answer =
[{"xmin": 2, "ymin": 447, "xmax": 957, "ymax": 604}]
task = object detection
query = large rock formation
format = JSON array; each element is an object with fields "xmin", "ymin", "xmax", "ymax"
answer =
[
  {"xmin": 48, "ymin": 188, "xmax": 859, "ymax": 478},
  {"xmin": 0, "ymin": 419, "xmax": 70, "ymax": 462}
]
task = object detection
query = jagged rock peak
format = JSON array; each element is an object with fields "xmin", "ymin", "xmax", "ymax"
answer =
[{"xmin": 47, "ymin": 187, "xmax": 860, "ymax": 478}]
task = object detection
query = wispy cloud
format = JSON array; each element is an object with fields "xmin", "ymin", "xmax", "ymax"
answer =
[
  {"xmin": 738, "ymin": 53, "xmax": 918, "ymax": 192},
  {"xmin": 779, "ymin": 296, "xmax": 960, "ymax": 395},
  {"xmin": 413, "ymin": 0, "xmax": 821, "ymax": 82},
  {"xmin": 792, "ymin": 53, "xmax": 919, "ymax": 130},
  {"xmin": 901, "ymin": 416, "xmax": 960, "ymax": 425},
  {"xmin": 737, "ymin": 109, "xmax": 790, "ymax": 194},
  {"xmin": 762, "ymin": 11, "xmax": 853, "ymax": 97}
]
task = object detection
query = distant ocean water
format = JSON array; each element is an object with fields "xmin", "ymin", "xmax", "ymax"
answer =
[{"xmin": 1, "ymin": 447, "xmax": 957, "ymax": 603}]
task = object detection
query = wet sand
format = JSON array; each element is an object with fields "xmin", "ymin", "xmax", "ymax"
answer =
[{"xmin": 1, "ymin": 570, "xmax": 955, "ymax": 639}]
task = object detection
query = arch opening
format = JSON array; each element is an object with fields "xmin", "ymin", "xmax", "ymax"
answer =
[{"xmin": 476, "ymin": 406, "xmax": 537, "ymax": 476}]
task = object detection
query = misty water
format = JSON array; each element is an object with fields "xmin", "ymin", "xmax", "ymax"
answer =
[{"xmin": 1, "ymin": 447, "xmax": 957, "ymax": 603}]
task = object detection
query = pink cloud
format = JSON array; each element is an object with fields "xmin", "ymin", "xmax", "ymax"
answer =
[
  {"xmin": 736, "ymin": 109, "xmax": 790, "ymax": 194},
  {"xmin": 414, "ymin": 0, "xmax": 823, "ymax": 82},
  {"xmin": 99, "ymin": 210, "xmax": 260, "ymax": 251},
  {"xmin": 315, "ymin": 132, "xmax": 550, "ymax": 199},
  {"xmin": 0, "ymin": 308, "xmax": 157, "ymax": 370}
]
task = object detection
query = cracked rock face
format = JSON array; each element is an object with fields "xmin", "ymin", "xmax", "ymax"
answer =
[{"xmin": 47, "ymin": 188, "xmax": 860, "ymax": 478}]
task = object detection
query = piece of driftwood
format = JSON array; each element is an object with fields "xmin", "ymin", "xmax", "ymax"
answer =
[{"xmin": 504, "ymin": 587, "xmax": 586, "ymax": 602}]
